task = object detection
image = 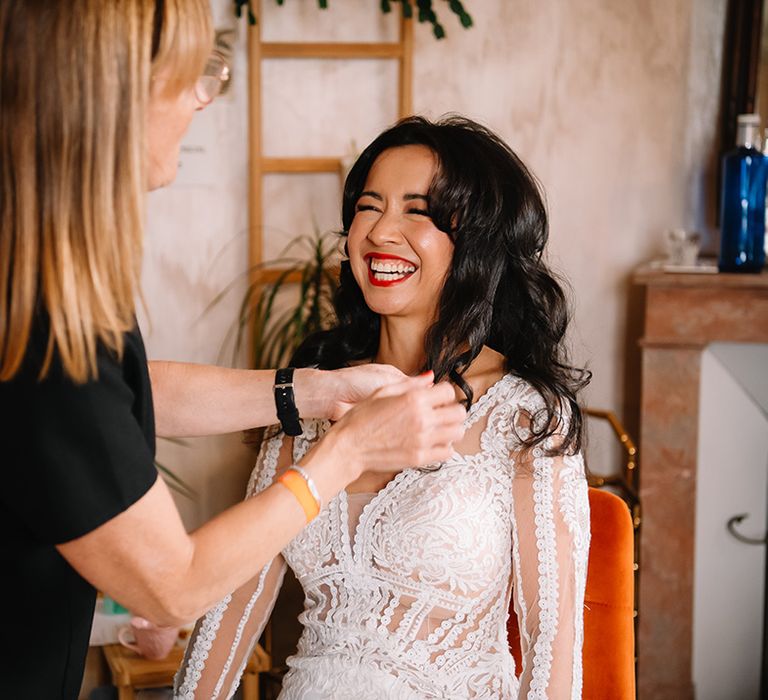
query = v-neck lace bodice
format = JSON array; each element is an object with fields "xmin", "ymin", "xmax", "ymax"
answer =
[{"xmin": 175, "ymin": 374, "xmax": 590, "ymax": 700}]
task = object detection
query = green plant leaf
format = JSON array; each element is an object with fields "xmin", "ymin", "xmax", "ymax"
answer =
[
  {"xmin": 235, "ymin": 0, "xmax": 473, "ymax": 39},
  {"xmin": 201, "ymin": 254, "xmax": 297, "ymax": 318},
  {"xmin": 208, "ymin": 229, "xmax": 340, "ymax": 369}
]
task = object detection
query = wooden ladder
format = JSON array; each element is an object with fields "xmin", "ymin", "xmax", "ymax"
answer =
[{"xmin": 246, "ymin": 7, "xmax": 414, "ymax": 286}]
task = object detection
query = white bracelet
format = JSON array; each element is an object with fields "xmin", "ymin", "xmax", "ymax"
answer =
[{"xmin": 290, "ymin": 464, "xmax": 322, "ymax": 511}]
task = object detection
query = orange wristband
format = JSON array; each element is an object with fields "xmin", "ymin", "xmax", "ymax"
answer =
[{"xmin": 278, "ymin": 469, "xmax": 321, "ymax": 523}]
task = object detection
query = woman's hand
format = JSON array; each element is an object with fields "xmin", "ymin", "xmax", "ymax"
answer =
[
  {"xmin": 295, "ymin": 364, "xmax": 409, "ymax": 421},
  {"xmin": 301, "ymin": 372, "xmax": 467, "ymax": 496}
]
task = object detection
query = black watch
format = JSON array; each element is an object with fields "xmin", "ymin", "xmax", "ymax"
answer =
[{"xmin": 274, "ymin": 367, "xmax": 302, "ymax": 436}]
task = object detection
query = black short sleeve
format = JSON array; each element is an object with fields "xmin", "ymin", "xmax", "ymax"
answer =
[{"xmin": 0, "ymin": 321, "xmax": 158, "ymax": 544}]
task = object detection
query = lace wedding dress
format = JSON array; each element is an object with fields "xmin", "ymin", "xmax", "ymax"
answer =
[{"xmin": 174, "ymin": 374, "xmax": 590, "ymax": 699}]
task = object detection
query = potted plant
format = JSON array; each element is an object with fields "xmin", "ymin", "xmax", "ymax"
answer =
[{"xmin": 210, "ymin": 228, "xmax": 340, "ymax": 370}]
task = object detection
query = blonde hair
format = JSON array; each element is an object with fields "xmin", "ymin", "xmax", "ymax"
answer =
[{"xmin": 0, "ymin": 0, "xmax": 212, "ymax": 383}]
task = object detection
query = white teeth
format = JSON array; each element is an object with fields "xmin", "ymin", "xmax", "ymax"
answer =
[
  {"xmin": 373, "ymin": 271, "xmax": 408, "ymax": 281},
  {"xmin": 369, "ymin": 258, "xmax": 416, "ymax": 274}
]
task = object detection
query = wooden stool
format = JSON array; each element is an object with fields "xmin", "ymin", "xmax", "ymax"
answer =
[{"xmin": 102, "ymin": 642, "xmax": 271, "ymax": 700}]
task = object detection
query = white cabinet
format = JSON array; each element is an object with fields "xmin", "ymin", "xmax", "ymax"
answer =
[{"xmin": 693, "ymin": 343, "xmax": 768, "ymax": 700}]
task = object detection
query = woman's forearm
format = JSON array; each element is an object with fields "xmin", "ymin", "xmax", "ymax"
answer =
[
  {"xmin": 149, "ymin": 361, "xmax": 329, "ymax": 437},
  {"xmin": 57, "ymin": 427, "xmax": 356, "ymax": 627},
  {"xmin": 169, "ymin": 480, "xmax": 316, "ymax": 623},
  {"xmin": 166, "ymin": 425, "xmax": 358, "ymax": 623}
]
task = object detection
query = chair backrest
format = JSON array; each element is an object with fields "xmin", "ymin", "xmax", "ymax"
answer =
[{"xmin": 507, "ymin": 487, "xmax": 636, "ymax": 699}]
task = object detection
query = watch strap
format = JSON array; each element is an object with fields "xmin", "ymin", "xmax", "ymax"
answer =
[{"xmin": 274, "ymin": 367, "xmax": 302, "ymax": 436}]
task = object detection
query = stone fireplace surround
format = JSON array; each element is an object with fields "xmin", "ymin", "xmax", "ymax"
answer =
[{"xmin": 633, "ymin": 265, "xmax": 768, "ymax": 699}]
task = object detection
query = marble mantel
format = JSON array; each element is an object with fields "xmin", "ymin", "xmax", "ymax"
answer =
[{"xmin": 633, "ymin": 265, "xmax": 768, "ymax": 699}]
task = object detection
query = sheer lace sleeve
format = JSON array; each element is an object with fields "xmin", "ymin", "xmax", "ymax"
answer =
[
  {"xmin": 174, "ymin": 428, "xmax": 291, "ymax": 700},
  {"xmin": 508, "ymin": 403, "xmax": 590, "ymax": 700}
]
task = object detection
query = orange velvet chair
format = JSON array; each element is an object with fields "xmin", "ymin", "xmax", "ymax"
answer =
[{"xmin": 507, "ymin": 488, "xmax": 636, "ymax": 699}]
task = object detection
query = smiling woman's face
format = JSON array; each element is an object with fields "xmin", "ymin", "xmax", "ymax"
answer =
[{"xmin": 347, "ymin": 145, "xmax": 454, "ymax": 323}]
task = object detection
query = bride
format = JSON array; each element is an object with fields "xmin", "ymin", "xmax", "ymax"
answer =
[{"xmin": 175, "ymin": 116, "xmax": 591, "ymax": 699}]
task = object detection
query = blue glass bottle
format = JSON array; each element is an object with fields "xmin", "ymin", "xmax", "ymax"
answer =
[{"xmin": 719, "ymin": 114, "xmax": 767, "ymax": 273}]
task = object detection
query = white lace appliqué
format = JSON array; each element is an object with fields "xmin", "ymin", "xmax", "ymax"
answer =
[
  {"xmin": 175, "ymin": 375, "xmax": 590, "ymax": 699},
  {"xmin": 174, "ymin": 596, "xmax": 231, "ymax": 698}
]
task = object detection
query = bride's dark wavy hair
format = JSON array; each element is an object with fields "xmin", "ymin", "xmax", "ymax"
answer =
[{"xmin": 292, "ymin": 116, "xmax": 590, "ymax": 454}]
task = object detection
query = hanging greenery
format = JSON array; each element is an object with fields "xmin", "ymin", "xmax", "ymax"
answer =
[{"xmin": 233, "ymin": 0, "xmax": 473, "ymax": 40}]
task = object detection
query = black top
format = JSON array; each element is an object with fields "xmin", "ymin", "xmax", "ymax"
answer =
[{"xmin": 0, "ymin": 318, "xmax": 158, "ymax": 699}]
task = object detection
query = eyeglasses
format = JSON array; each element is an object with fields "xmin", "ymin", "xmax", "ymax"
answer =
[{"xmin": 194, "ymin": 52, "xmax": 230, "ymax": 106}]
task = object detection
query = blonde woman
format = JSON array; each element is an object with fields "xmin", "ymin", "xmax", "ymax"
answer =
[{"xmin": 0, "ymin": 3, "xmax": 465, "ymax": 698}]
